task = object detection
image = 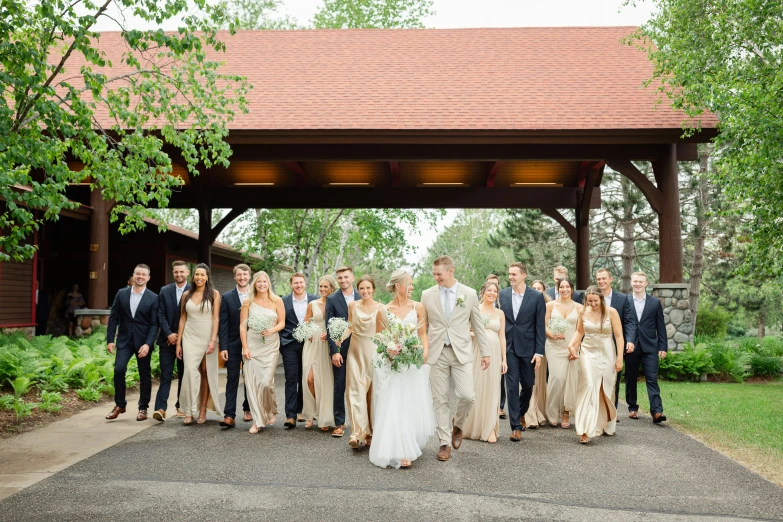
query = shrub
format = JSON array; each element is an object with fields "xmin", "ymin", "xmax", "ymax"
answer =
[
  {"xmin": 659, "ymin": 343, "xmax": 715, "ymax": 381},
  {"xmin": 696, "ymin": 306, "xmax": 730, "ymax": 338},
  {"xmin": 0, "ymin": 394, "xmax": 15, "ymax": 410},
  {"xmin": 13, "ymin": 399, "xmax": 38, "ymax": 423},
  {"xmin": 39, "ymin": 390, "xmax": 64, "ymax": 413},
  {"xmin": 76, "ymin": 387, "xmax": 102, "ymax": 402},
  {"xmin": 749, "ymin": 354, "xmax": 783, "ymax": 377},
  {"xmin": 11, "ymin": 377, "xmax": 34, "ymax": 398},
  {"xmin": 708, "ymin": 342, "xmax": 750, "ymax": 382}
]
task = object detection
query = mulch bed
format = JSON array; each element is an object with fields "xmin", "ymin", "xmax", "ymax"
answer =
[{"xmin": 0, "ymin": 390, "xmax": 111, "ymax": 439}]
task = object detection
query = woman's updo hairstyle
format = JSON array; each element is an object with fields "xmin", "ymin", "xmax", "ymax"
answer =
[
  {"xmin": 357, "ymin": 274, "xmax": 376, "ymax": 291},
  {"xmin": 385, "ymin": 268, "xmax": 411, "ymax": 294}
]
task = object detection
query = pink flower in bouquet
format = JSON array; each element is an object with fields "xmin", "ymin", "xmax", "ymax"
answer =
[{"xmin": 386, "ymin": 342, "xmax": 402, "ymax": 359}]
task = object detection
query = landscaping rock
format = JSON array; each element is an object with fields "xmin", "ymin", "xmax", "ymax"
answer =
[
  {"xmin": 666, "ymin": 324, "xmax": 677, "ymax": 338},
  {"xmin": 669, "ymin": 309, "xmax": 684, "ymax": 326},
  {"xmin": 678, "ymin": 323, "xmax": 693, "ymax": 335},
  {"xmin": 677, "ymin": 300, "xmax": 690, "ymax": 310},
  {"xmin": 674, "ymin": 332, "xmax": 690, "ymax": 343},
  {"xmin": 659, "ymin": 289, "xmax": 674, "ymax": 297}
]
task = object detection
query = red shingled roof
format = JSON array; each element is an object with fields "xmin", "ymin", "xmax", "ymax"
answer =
[{"xmin": 80, "ymin": 27, "xmax": 718, "ymax": 132}]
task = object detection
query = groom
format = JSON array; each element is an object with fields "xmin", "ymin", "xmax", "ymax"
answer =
[{"xmin": 423, "ymin": 255, "xmax": 489, "ymax": 462}]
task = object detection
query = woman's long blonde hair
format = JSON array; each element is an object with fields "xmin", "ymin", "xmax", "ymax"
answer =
[
  {"xmin": 243, "ymin": 271, "xmax": 279, "ymax": 307},
  {"xmin": 385, "ymin": 268, "xmax": 411, "ymax": 295},
  {"xmin": 582, "ymin": 285, "xmax": 606, "ymax": 332}
]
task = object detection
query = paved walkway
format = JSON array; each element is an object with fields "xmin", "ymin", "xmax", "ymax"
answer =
[{"xmin": 1, "ymin": 369, "xmax": 782, "ymax": 521}]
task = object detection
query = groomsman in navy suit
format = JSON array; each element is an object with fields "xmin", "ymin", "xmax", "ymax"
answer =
[
  {"xmin": 595, "ymin": 268, "xmax": 637, "ymax": 410},
  {"xmin": 626, "ymin": 271, "xmax": 668, "ymax": 423},
  {"xmin": 106, "ymin": 264, "xmax": 159, "ymax": 421},
  {"xmin": 498, "ymin": 262, "xmax": 546, "ymax": 442},
  {"xmin": 546, "ymin": 266, "xmax": 583, "ymax": 304},
  {"xmin": 279, "ymin": 272, "xmax": 317, "ymax": 428},
  {"xmin": 325, "ymin": 266, "xmax": 361, "ymax": 438},
  {"xmin": 152, "ymin": 260, "xmax": 190, "ymax": 421},
  {"xmin": 218, "ymin": 264, "xmax": 253, "ymax": 428}
]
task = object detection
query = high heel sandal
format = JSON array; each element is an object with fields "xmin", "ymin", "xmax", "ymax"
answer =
[
  {"xmin": 197, "ymin": 411, "xmax": 207, "ymax": 424},
  {"xmin": 249, "ymin": 424, "xmax": 259, "ymax": 434},
  {"xmin": 400, "ymin": 460, "xmax": 412, "ymax": 468},
  {"xmin": 579, "ymin": 433, "xmax": 590, "ymax": 444},
  {"xmin": 305, "ymin": 420, "xmax": 314, "ymax": 429},
  {"xmin": 183, "ymin": 416, "xmax": 194, "ymax": 426},
  {"xmin": 561, "ymin": 414, "xmax": 571, "ymax": 429}
]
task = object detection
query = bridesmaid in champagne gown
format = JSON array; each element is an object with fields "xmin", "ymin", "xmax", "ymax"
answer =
[
  {"xmin": 241, "ymin": 271, "xmax": 286, "ymax": 434},
  {"xmin": 569, "ymin": 286, "xmax": 624, "ymax": 444},
  {"xmin": 463, "ymin": 281, "xmax": 507, "ymax": 443},
  {"xmin": 341, "ymin": 275, "xmax": 385, "ymax": 449},
  {"xmin": 301, "ymin": 275, "xmax": 337, "ymax": 431},
  {"xmin": 524, "ymin": 280, "xmax": 550, "ymax": 429},
  {"xmin": 176, "ymin": 264, "xmax": 223, "ymax": 425},
  {"xmin": 545, "ymin": 278, "xmax": 581, "ymax": 429}
]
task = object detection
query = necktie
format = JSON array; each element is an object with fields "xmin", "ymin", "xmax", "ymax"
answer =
[{"xmin": 444, "ymin": 289, "xmax": 454, "ymax": 322}]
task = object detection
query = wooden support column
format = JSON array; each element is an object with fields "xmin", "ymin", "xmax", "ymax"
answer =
[
  {"xmin": 653, "ymin": 144, "xmax": 683, "ymax": 283},
  {"xmin": 575, "ymin": 209, "xmax": 590, "ymax": 290},
  {"xmin": 197, "ymin": 204, "xmax": 212, "ymax": 266},
  {"xmin": 88, "ymin": 188, "xmax": 109, "ymax": 309}
]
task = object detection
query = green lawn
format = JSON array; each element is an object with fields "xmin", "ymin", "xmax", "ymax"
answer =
[{"xmin": 621, "ymin": 380, "xmax": 783, "ymax": 486}]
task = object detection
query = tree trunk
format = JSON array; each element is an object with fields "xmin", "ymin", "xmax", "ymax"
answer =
[
  {"xmin": 333, "ymin": 215, "xmax": 352, "ymax": 270},
  {"xmin": 758, "ymin": 311, "xmax": 766, "ymax": 338},
  {"xmin": 303, "ymin": 209, "xmax": 345, "ymax": 283},
  {"xmin": 620, "ymin": 176, "xmax": 636, "ymax": 293},
  {"xmin": 689, "ymin": 146, "xmax": 711, "ymax": 328}
]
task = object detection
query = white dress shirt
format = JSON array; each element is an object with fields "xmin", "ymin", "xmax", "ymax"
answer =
[
  {"xmin": 292, "ymin": 293, "xmax": 308, "ymax": 324},
  {"xmin": 175, "ymin": 283, "xmax": 187, "ymax": 305},
  {"xmin": 440, "ymin": 281, "xmax": 459, "ymax": 345},
  {"xmin": 342, "ymin": 290, "xmax": 355, "ymax": 307},
  {"xmin": 633, "ymin": 294, "xmax": 647, "ymax": 321},
  {"xmin": 236, "ymin": 285, "xmax": 249, "ymax": 304},
  {"xmin": 511, "ymin": 285, "xmax": 526, "ymax": 320},
  {"xmin": 605, "ymin": 290, "xmax": 613, "ymax": 307},
  {"xmin": 130, "ymin": 287, "xmax": 146, "ymax": 318}
]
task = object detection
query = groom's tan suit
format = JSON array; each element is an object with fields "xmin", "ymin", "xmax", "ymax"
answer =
[{"xmin": 423, "ymin": 282, "xmax": 490, "ymax": 447}]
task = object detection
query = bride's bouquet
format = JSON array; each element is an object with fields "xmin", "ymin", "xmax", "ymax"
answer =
[
  {"xmin": 293, "ymin": 320, "xmax": 322, "ymax": 343},
  {"xmin": 547, "ymin": 317, "xmax": 570, "ymax": 336},
  {"xmin": 327, "ymin": 317, "xmax": 351, "ymax": 352},
  {"xmin": 245, "ymin": 314, "xmax": 276, "ymax": 343},
  {"xmin": 373, "ymin": 313, "xmax": 424, "ymax": 373}
]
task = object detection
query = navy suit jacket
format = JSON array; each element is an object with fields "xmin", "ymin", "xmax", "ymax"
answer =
[
  {"xmin": 107, "ymin": 287, "xmax": 159, "ymax": 350},
  {"xmin": 156, "ymin": 283, "xmax": 190, "ymax": 346},
  {"xmin": 546, "ymin": 287, "xmax": 583, "ymax": 304},
  {"xmin": 219, "ymin": 287, "xmax": 244, "ymax": 354},
  {"xmin": 498, "ymin": 286, "xmax": 546, "ymax": 358},
  {"xmin": 631, "ymin": 294, "xmax": 668, "ymax": 354},
  {"xmin": 280, "ymin": 293, "xmax": 318, "ymax": 347},
  {"xmin": 607, "ymin": 291, "xmax": 636, "ymax": 351},
  {"xmin": 325, "ymin": 289, "xmax": 361, "ymax": 356}
]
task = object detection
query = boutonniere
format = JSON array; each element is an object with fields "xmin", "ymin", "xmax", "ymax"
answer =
[{"xmin": 456, "ymin": 294, "xmax": 466, "ymax": 308}]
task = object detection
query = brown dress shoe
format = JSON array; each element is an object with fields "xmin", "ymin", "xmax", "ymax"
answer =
[
  {"xmin": 451, "ymin": 425, "xmax": 463, "ymax": 450},
  {"xmin": 152, "ymin": 409, "xmax": 166, "ymax": 422},
  {"xmin": 284, "ymin": 418, "xmax": 296, "ymax": 428},
  {"xmin": 243, "ymin": 411, "xmax": 253, "ymax": 422},
  {"xmin": 106, "ymin": 406, "xmax": 126, "ymax": 420},
  {"xmin": 332, "ymin": 425, "xmax": 345, "ymax": 437},
  {"xmin": 437, "ymin": 445, "xmax": 451, "ymax": 461},
  {"xmin": 653, "ymin": 413, "xmax": 667, "ymax": 424},
  {"xmin": 509, "ymin": 430, "xmax": 522, "ymax": 442},
  {"xmin": 297, "ymin": 413, "xmax": 305, "ymax": 422},
  {"xmin": 220, "ymin": 417, "xmax": 236, "ymax": 428},
  {"xmin": 629, "ymin": 411, "xmax": 639, "ymax": 419},
  {"xmin": 136, "ymin": 410, "xmax": 148, "ymax": 421}
]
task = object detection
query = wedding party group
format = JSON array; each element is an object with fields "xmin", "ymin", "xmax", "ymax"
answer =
[{"xmin": 104, "ymin": 255, "xmax": 668, "ymax": 469}]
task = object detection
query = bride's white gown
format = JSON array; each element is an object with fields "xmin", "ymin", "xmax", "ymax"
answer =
[{"xmin": 369, "ymin": 308, "xmax": 436, "ymax": 469}]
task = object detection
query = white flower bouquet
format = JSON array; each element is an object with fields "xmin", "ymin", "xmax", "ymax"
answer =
[
  {"xmin": 547, "ymin": 317, "xmax": 570, "ymax": 335},
  {"xmin": 327, "ymin": 317, "xmax": 351, "ymax": 352},
  {"xmin": 245, "ymin": 314, "xmax": 276, "ymax": 343},
  {"xmin": 373, "ymin": 313, "xmax": 424, "ymax": 373},
  {"xmin": 293, "ymin": 320, "xmax": 322, "ymax": 343}
]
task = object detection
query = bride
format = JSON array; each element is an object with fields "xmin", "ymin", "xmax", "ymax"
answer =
[{"xmin": 369, "ymin": 269, "xmax": 436, "ymax": 469}]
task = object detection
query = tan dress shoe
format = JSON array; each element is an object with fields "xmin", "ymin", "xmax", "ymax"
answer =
[
  {"xmin": 437, "ymin": 445, "xmax": 451, "ymax": 461},
  {"xmin": 243, "ymin": 411, "xmax": 253, "ymax": 422},
  {"xmin": 105, "ymin": 406, "xmax": 126, "ymax": 420},
  {"xmin": 509, "ymin": 430, "xmax": 522, "ymax": 442},
  {"xmin": 332, "ymin": 425, "xmax": 345, "ymax": 437},
  {"xmin": 220, "ymin": 417, "xmax": 236, "ymax": 428},
  {"xmin": 136, "ymin": 410, "xmax": 148, "ymax": 421},
  {"xmin": 451, "ymin": 425, "xmax": 463, "ymax": 450},
  {"xmin": 152, "ymin": 409, "xmax": 166, "ymax": 422},
  {"xmin": 284, "ymin": 418, "xmax": 296, "ymax": 428},
  {"xmin": 629, "ymin": 411, "xmax": 639, "ymax": 419}
]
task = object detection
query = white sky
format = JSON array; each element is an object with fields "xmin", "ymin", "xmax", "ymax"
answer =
[{"xmin": 94, "ymin": 0, "xmax": 657, "ymax": 264}]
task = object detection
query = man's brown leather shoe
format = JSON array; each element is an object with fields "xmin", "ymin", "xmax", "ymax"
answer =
[
  {"xmin": 152, "ymin": 409, "xmax": 166, "ymax": 422},
  {"xmin": 437, "ymin": 445, "xmax": 451, "ymax": 461},
  {"xmin": 510, "ymin": 430, "xmax": 522, "ymax": 442},
  {"xmin": 284, "ymin": 417, "xmax": 296, "ymax": 428},
  {"xmin": 653, "ymin": 413, "xmax": 667, "ymax": 424},
  {"xmin": 136, "ymin": 410, "xmax": 148, "ymax": 421},
  {"xmin": 220, "ymin": 417, "xmax": 236, "ymax": 428},
  {"xmin": 451, "ymin": 425, "xmax": 463, "ymax": 450},
  {"xmin": 243, "ymin": 411, "xmax": 253, "ymax": 422},
  {"xmin": 629, "ymin": 411, "xmax": 639, "ymax": 419},
  {"xmin": 105, "ymin": 406, "xmax": 125, "ymax": 420},
  {"xmin": 332, "ymin": 425, "xmax": 345, "ymax": 437}
]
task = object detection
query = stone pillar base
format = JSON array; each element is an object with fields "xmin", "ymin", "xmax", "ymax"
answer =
[
  {"xmin": 650, "ymin": 284, "xmax": 693, "ymax": 351},
  {"xmin": 74, "ymin": 309, "xmax": 111, "ymax": 338}
]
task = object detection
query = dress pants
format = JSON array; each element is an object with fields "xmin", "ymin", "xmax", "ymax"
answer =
[
  {"xmin": 114, "ymin": 344, "xmax": 152, "ymax": 410},
  {"xmin": 223, "ymin": 349, "xmax": 250, "ymax": 419},
  {"xmin": 500, "ymin": 377, "xmax": 506, "ymax": 410},
  {"xmin": 429, "ymin": 346, "xmax": 474, "ymax": 447},
  {"xmin": 332, "ymin": 338, "xmax": 351, "ymax": 426},
  {"xmin": 505, "ymin": 349, "xmax": 535, "ymax": 431},
  {"xmin": 154, "ymin": 343, "xmax": 184, "ymax": 412},
  {"xmin": 625, "ymin": 349, "xmax": 663, "ymax": 414},
  {"xmin": 280, "ymin": 341, "xmax": 305, "ymax": 419}
]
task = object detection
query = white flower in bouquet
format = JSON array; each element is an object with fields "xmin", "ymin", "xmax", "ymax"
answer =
[
  {"xmin": 327, "ymin": 317, "xmax": 351, "ymax": 352},
  {"xmin": 293, "ymin": 320, "xmax": 322, "ymax": 343},
  {"xmin": 547, "ymin": 317, "xmax": 570, "ymax": 335},
  {"xmin": 245, "ymin": 314, "xmax": 276, "ymax": 343}
]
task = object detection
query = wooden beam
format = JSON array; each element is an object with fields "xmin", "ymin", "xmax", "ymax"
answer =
[
  {"xmin": 541, "ymin": 208, "xmax": 576, "ymax": 243},
  {"xmin": 580, "ymin": 162, "xmax": 604, "ymax": 223},
  {"xmin": 389, "ymin": 161, "xmax": 400, "ymax": 187},
  {"xmin": 168, "ymin": 186, "xmax": 602, "ymax": 210},
  {"xmin": 575, "ymin": 210, "xmax": 590, "ymax": 290},
  {"xmin": 485, "ymin": 161, "xmax": 504, "ymax": 187},
  {"xmin": 210, "ymin": 208, "xmax": 247, "ymax": 244},
  {"xmin": 606, "ymin": 159, "xmax": 663, "ymax": 214},
  {"xmin": 282, "ymin": 161, "xmax": 307, "ymax": 185},
  {"xmin": 653, "ymin": 144, "xmax": 684, "ymax": 283}
]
